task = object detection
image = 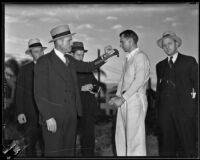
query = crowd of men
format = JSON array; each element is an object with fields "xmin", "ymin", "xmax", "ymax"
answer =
[{"xmin": 3, "ymin": 24, "xmax": 198, "ymax": 158}]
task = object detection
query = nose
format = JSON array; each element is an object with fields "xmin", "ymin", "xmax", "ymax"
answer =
[{"xmin": 164, "ymin": 45, "xmax": 169, "ymax": 50}]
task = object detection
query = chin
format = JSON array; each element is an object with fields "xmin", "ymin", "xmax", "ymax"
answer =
[{"xmin": 165, "ymin": 51, "xmax": 174, "ymax": 56}]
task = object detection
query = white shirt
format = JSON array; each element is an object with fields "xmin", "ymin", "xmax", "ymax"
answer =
[
  {"xmin": 54, "ymin": 48, "xmax": 68, "ymax": 63},
  {"xmin": 126, "ymin": 48, "xmax": 139, "ymax": 60},
  {"xmin": 168, "ymin": 52, "xmax": 178, "ymax": 63}
]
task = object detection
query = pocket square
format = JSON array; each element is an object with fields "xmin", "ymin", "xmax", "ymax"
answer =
[{"xmin": 191, "ymin": 88, "xmax": 196, "ymax": 99}]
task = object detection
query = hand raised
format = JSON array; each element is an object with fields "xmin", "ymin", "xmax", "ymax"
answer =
[{"xmin": 104, "ymin": 45, "xmax": 113, "ymax": 54}]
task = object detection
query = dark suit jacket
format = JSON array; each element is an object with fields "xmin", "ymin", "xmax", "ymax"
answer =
[
  {"xmin": 34, "ymin": 49, "xmax": 105, "ymax": 129},
  {"xmin": 77, "ymin": 72, "xmax": 99, "ymax": 116},
  {"xmin": 15, "ymin": 62, "xmax": 39, "ymax": 126},
  {"xmin": 155, "ymin": 53, "xmax": 198, "ymax": 118}
]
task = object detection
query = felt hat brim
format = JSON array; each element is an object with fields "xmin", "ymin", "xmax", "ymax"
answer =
[
  {"xmin": 49, "ymin": 33, "xmax": 76, "ymax": 43},
  {"xmin": 25, "ymin": 46, "xmax": 47, "ymax": 55},
  {"xmin": 157, "ymin": 35, "xmax": 182, "ymax": 48},
  {"xmin": 71, "ymin": 49, "xmax": 88, "ymax": 53}
]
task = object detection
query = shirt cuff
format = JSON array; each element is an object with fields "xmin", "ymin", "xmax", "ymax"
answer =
[
  {"xmin": 101, "ymin": 55, "xmax": 108, "ymax": 62},
  {"xmin": 120, "ymin": 95, "xmax": 126, "ymax": 103},
  {"xmin": 122, "ymin": 93, "xmax": 128, "ymax": 102}
]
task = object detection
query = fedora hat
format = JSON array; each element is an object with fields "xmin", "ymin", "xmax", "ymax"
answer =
[
  {"xmin": 25, "ymin": 38, "xmax": 47, "ymax": 55},
  {"xmin": 71, "ymin": 41, "xmax": 88, "ymax": 53},
  {"xmin": 49, "ymin": 24, "xmax": 76, "ymax": 43},
  {"xmin": 157, "ymin": 31, "xmax": 182, "ymax": 48}
]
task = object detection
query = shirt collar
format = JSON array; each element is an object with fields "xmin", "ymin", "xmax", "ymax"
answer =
[
  {"xmin": 126, "ymin": 47, "xmax": 139, "ymax": 60},
  {"xmin": 168, "ymin": 52, "xmax": 178, "ymax": 63},
  {"xmin": 54, "ymin": 48, "xmax": 66, "ymax": 63},
  {"xmin": 33, "ymin": 61, "xmax": 37, "ymax": 64}
]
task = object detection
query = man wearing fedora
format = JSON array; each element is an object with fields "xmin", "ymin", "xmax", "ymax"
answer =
[
  {"xmin": 34, "ymin": 25, "xmax": 114, "ymax": 157},
  {"xmin": 155, "ymin": 31, "xmax": 198, "ymax": 157},
  {"xmin": 15, "ymin": 38, "xmax": 45, "ymax": 157},
  {"xmin": 71, "ymin": 41, "xmax": 100, "ymax": 156}
]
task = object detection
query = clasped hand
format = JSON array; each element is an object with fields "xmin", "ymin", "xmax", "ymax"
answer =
[{"xmin": 108, "ymin": 96, "xmax": 125, "ymax": 108}]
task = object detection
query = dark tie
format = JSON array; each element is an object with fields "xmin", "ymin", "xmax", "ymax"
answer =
[
  {"xmin": 168, "ymin": 56, "xmax": 173, "ymax": 68},
  {"xmin": 64, "ymin": 54, "xmax": 70, "ymax": 66}
]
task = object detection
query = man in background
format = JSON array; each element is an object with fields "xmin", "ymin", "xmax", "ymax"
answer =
[
  {"xmin": 71, "ymin": 41, "xmax": 100, "ymax": 156},
  {"xmin": 155, "ymin": 31, "xmax": 198, "ymax": 157},
  {"xmin": 15, "ymin": 38, "xmax": 45, "ymax": 157}
]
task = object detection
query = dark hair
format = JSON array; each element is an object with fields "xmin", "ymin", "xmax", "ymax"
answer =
[
  {"xmin": 119, "ymin": 30, "xmax": 139, "ymax": 44},
  {"xmin": 5, "ymin": 58, "xmax": 20, "ymax": 76}
]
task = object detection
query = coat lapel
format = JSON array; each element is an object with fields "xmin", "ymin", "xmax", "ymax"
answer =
[
  {"xmin": 173, "ymin": 53, "xmax": 183, "ymax": 73},
  {"xmin": 49, "ymin": 50, "xmax": 69, "ymax": 82}
]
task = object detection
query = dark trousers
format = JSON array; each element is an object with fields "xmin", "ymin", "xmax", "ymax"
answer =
[
  {"xmin": 158, "ymin": 95, "xmax": 197, "ymax": 157},
  {"xmin": 77, "ymin": 114, "xmax": 95, "ymax": 156},
  {"xmin": 18, "ymin": 124, "xmax": 44, "ymax": 157},
  {"xmin": 25, "ymin": 126, "xmax": 44, "ymax": 157},
  {"xmin": 42, "ymin": 113, "xmax": 77, "ymax": 157}
]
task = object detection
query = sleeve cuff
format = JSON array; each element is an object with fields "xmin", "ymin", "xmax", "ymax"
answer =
[
  {"xmin": 122, "ymin": 94, "xmax": 128, "ymax": 102},
  {"xmin": 101, "ymin": 55, "xmax": 108, "ymax": 62}
]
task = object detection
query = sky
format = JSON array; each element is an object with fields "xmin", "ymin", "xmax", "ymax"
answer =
[{"xmin": 4, "ymin": 3, "xmax": 199, "ymax": 89}]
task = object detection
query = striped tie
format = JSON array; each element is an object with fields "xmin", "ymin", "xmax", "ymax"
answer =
[{"xmin": 64, "ymin": 54, "xmax": 70, "ymax": 66}]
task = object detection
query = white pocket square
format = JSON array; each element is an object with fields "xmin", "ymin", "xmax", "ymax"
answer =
[{"xmin": 191, "ymin": 88, "xmax": 196, "ymax": 99}]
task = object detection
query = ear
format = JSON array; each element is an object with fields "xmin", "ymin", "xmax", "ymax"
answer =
[
  {"xmin": 128, "ymin": 38, "xmax": 134, "ymax": 45},
  {"xmin": 56, "ymin": 38, "xmax": 63, "ymax": 45},
  {"xmin": 175, "ymin": 41, "xmax": 179, "ymax": 48}
]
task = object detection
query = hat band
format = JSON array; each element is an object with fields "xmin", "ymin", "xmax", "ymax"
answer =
[
  {"xmin": 52, "ymin": 31, "xmax": 71, "ymax": 39},
  {"xmin": 71, "ymin": 46, "xmax": 85, "ymax": 51},
  {"xmin": 29, "ymin": 43, "xmax": 42, "ymax": 48},
  {"xmin": 163, "ymin": 34, "xmax": 172, "ymax": 38}
]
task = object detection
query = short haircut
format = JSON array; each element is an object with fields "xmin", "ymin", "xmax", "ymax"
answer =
[{"xmin": 119, "ymin": 30, "xmax": 139, "ymax": 44}]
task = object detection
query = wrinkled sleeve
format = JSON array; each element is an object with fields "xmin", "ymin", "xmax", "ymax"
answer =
[
  {"xmin": 15, "ymin": 67, "xmax": 25, "ymax": 115},
  {"xmin": 122, "ymin": 54, "xmax": 149, "ymax": 101},
  {"xmin": 34, "ymin": 58, "xmax": 52, "ymax": 122},
  {"xmin": 72, "ymin": 57, "xmax": 105, "ymax": 73}
]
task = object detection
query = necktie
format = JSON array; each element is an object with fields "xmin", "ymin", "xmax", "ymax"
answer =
[
  {"xmin": 64, "ymin": 54, "xmax": 70, "ymax": 66},
  {"xmin": 168, "ymin": 56, "xmax": 173, "ymax": 68}
]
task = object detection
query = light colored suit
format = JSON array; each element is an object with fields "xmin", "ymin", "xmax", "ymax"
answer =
[{"xmin": 115, "ymin": 48, "xmax": 150, "ymax": 156}]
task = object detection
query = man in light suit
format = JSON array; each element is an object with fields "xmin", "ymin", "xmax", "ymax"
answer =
[
  {"xmin": 109, "ymin": 30, "xmax": 150, "ymax": 156},
  {"xmin": 34, "ymin": 24, "xmax": 115, "ymax": 157},
  {"xmin": 155, "ymin": 31, "xmax": 198, "ymax": 157}
]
